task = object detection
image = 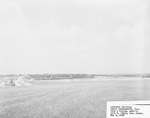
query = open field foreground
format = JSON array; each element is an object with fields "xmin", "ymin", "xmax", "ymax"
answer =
[{"xmin": 0, "ymin": 78, "xmax": 150, "ymax": 118}]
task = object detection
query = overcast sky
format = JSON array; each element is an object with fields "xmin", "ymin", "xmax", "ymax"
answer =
[{"xmin": 0, "ymin": 0, "xmax": 150, "ymax": 74}]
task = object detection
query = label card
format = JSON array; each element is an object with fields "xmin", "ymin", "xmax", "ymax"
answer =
[{"xmin": 107, "ymin": 101, "xmax": 150, "ymax": 118}]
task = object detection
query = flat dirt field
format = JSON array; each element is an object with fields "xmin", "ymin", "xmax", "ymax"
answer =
[{"xmin": 0, "ymin": 78, "xmax": 150, "ymax": 118}]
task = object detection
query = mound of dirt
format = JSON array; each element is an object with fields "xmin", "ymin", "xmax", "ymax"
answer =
[{"xmin": 0, "ymin": 77, "xmax": 31, "ymax": 87}]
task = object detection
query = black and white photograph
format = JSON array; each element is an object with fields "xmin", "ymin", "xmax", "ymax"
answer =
[{"xmin": 0, "ymin": 0, "xmax": 150, "ymax": 118}]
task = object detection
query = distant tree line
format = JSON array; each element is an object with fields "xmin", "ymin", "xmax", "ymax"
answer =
[{"xmin": 29, "ymin": 74, "xmax": 95, "ymax": 80}]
